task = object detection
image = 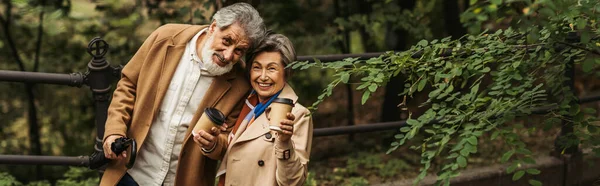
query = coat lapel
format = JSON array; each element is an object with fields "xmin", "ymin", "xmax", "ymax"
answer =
[{"xmin": 233, "ymin": 114, "xmax": 270, "ymax": 144}]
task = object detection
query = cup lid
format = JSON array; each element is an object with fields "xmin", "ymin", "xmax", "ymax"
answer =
[
  {"xmin": 204, "ymin": 107, "xmax": 225, "ymax": 125},
  {"xmin": 273, "ymin": 98, "xmax": 294, "ymax": 106}
]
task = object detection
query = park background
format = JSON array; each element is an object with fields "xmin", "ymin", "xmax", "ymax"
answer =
[{"xmin": 1, "ymin": 0, "xmax": 600, "ymax": 185}]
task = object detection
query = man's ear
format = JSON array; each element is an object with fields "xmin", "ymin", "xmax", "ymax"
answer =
[{"xmin": 209, "ymin": 20, "xmax": 217, "ymax": 34}]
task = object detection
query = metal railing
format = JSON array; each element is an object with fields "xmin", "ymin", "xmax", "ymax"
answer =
[{"xmin": 0, "ymin": 33, "xmax": 595, "ymax": 184}]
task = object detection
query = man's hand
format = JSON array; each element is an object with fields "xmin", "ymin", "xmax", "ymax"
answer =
[
  {"xmin": 277, "ymin": 113, "xmax": 296, "ymax": 142},
  {"xmin": 103, "ymin": 135, "xmax": 127, "ymax": 160},
  {"xmin": 193, "ymin": 127, "xmax": 220, "ymax": 150}
]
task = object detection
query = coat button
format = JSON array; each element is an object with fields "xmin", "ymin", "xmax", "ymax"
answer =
[
  {"xmin": 265, "ymin": 133, "xmax": 272, "ymax": 139},
  {"xmin": 258, "ymin": 160, "xmax": 264, "ymax": 166}
]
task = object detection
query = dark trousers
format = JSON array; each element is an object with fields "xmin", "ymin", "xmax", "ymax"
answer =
[{"xmin": 117, "ymin": 173, "xmax": 139, "ymax": 186}]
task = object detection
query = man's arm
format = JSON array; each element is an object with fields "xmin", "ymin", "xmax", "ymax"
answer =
[{"xmin": 104, "ymin": 28, "xmax": 161, "ymax": 141}]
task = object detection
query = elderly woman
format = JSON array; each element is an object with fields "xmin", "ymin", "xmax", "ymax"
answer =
[{"xmin": 194, "ymin": 33, "xmax": 313, "ymax": 185}]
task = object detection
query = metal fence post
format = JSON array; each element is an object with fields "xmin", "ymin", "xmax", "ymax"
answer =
[
  {"xmin": 85, "ymin": 37, "xmax": 114, "ymax": 172},
  {"xmin": 554, "ymin": 31, "xmax": 582, "ymax": 186}
]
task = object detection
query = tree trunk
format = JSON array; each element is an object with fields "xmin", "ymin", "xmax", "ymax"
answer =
[
  {"xmin": 26, "ymin": 83, "xmax": 42, "ymax": 179},
  {"xmin": 443, "ymin": 0, "xmax": 467, "ymax": 39},
  {"xmin": 0, "ymin": 0, "xmax": 43, "ymax": 179}
]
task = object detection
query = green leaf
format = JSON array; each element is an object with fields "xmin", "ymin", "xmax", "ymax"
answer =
[
  {"xmin": 491, "ymin": 131, "xmax": 501, "ymax": 140},
  {"xmin": 588, "ymin": 125, "xmax": 597, "ymax": 133},
  {"xmin": 340, "ymin": 73, "xmax": 350, "ymax": 83},
  {"xmin": 406, "ymin": 119, "xmax": 420, "ymax": 126},
  {"xmin": 314, "ymin": 58, "xmax": 322, "ymax": 66},
  {"xmin": 576, "ymin": 18, "xmax": 587, "ymax": 30},
  {"xmin": 584, "ymin": 108, "xmax": 596, "ymax": 114},
  {"xmin": 357, "ymin": 83, "xmax": 370, "ymax": 90},
  {"xmin": 490, "ymin": 0, "xmax": 502, "ymax": 5},
  {"xmin": 501, "ymin": 150, "xmax": 515, "ymax": 163},
  {"xmin": 467, "ymin": 136, "xmax": 478, "ymax": 145},
  {"xmin": 470, "ymin": 83, "xmax": 480, "ymax": 95},
  {"xmin": 417, "ymin": 40, "xmax": 428, "ymax": 47},
  {"xmin": 361, "ymin": 91, "xmax": 371, "ymax": 104},
  {"xmin": 507, "ymin": 163, "xmax": 518, "ymax": 173},
  {"xmin": 417, "ymin": 78, "xmax": 427, "ymax": 92},
  {"xmin": 368, "ymin": 84, "xmax": 378, "ymax": 92},
  {"xmin": 523, "ymin": 157, "xmax": 536, "ymax": 164},
  {"xmin": 429, "ymin": 88, "xmax": 442, "ymax": 98},
  {"xmin": 400, "ymin": 127, "xmax": 410, "ymax": 132},
  {"xmin": 581, "ymin": 30, "xmax": 590, "ymax": 44},
  {"xmin": 582, "ymin": 57, "xmax": 595, "ymax": 73},
  {"xmin": 512, "ymin": 170, "xmax": 525, "ymax": 181},
  {"xmin": 516, "ymin": 148, "xmax": 532, "ymax": 155},
  {"xmin": 526, "ymin": 168, "xmax": 541, "ymax": 175},
  {"xmin": 460, "ymin": 148, "xmax": 470, "ymax": 156},
  {"xmin": 457, "ymin": 156, "xmax": 467, "ymax": 167},
  {"xmin": 528, "ymin": 179, "xmax": 542, "ymax": 186}
]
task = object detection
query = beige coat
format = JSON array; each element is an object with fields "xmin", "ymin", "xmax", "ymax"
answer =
[
  {"xmin": 204, "ymin": 84, "xmax": 313, "ymax": 186},
  {"xmin": 100, "ymin": 24, "xmax": 250, "ymax": 186}
]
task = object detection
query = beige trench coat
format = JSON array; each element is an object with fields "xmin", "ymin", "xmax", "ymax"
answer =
[
  {"xmin": 100, "ymin": 24, "xmax": 250, "ymax": 186},
  {"xmin": 204, "ymin": 84, "xmax": 313, "ymax": 186}
]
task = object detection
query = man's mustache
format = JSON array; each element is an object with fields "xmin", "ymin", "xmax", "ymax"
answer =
[{"xmin": 214, "ymin": 53, "xmax": 226, "ymax": 63}]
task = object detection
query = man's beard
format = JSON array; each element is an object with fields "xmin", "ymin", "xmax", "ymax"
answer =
[{"xmin": 201, "ymin": 34, "xmax": 234, "ymax": 76}]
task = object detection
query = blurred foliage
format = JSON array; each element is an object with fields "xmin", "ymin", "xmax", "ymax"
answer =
[
  {"xmin": 295, "ymin": 0, "xmax": 600, "ymax": 185},
  {"xmin": 0, "ymin": 167, "xmax": 98, "ymax": 186},
  {"xmin": 0, "ymin": 0, "xmax": 507, "ymax": 185}
]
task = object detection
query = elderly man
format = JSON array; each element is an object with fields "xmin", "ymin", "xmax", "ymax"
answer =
[{"xmin": 100, "ymin": 3, "xmax": 265, "ymax": 186}]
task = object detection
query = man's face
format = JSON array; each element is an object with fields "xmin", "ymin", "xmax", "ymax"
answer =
[{"xmin": 200, "ymin": 21, "xmax": 250, "ymax": 75}]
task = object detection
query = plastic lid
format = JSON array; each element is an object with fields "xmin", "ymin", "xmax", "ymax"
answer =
[
  {"xmin": 204, "ymin": 107, "xmax": 225, "ymax": 125},
  {"xmin": 273, "ymin": 98, "xmax": 294, "ymax": 106}
]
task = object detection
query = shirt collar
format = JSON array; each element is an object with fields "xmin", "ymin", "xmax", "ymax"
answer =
[{"xmin": 188, "ymin": 28, "xmax": 207, "ymax": 66}]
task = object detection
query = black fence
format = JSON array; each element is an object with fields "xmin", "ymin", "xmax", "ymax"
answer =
[{"xmin": 0, "ymin": 34, "xmax": 597, "ymax": 182}]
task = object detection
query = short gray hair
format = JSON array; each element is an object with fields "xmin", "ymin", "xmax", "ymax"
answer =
[
  {"xmin": 249, "ymin": 33, "xmax": 296, "ymax": 78},
  {"xmin": 212, "ymin": 2, "xmax": 266, "ymax": 49}
]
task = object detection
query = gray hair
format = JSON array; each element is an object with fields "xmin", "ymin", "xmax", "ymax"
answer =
[
  {"xmin": 249, "ymin": 33, "xmax": 296, "ymax": 78},
  {"xmin": 212, "ymin": 2, "xmax": 266, "ymax": 49}
]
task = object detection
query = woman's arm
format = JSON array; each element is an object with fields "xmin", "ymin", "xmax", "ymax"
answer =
[{"xmin": 275, "ymin": 107, "xmax": 313, "ymax": 185}]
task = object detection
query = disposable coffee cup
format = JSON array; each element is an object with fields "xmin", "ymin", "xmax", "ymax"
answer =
[
  {"xmin": 268, "ymin": 98, "xmax": 294, "ymax": 132},
  {"xmin": 193, "ymin": 107, "xmax": 225, "ymax": 135}
]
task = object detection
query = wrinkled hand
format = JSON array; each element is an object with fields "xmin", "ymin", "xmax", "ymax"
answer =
[
  {"xmin": 277, "ymin": 113, "xmax": 296, "ymax": 142},
  {"xmin": 193, "ymin": 126, "xmax": 220, "ymax": 150},
  {"xmin": 218, "ymin": 123, "xmax": 229, "ymax": 133},
  {"xmin": 103, "ymin": 135, "xmax": 127, "ymax": 160}
]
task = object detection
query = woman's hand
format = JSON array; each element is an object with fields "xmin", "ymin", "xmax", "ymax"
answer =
[
  {"xmin": 277, "ymin": 113, "xmax": 296, "ymax": 142},
  {"xmin": 103, "ymin": 135, "xmax": 127, "ymax": 160}
]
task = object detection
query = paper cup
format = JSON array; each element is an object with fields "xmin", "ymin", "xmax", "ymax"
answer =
[
  {"xmin": 268, "ymin": 98, "xmax": 294, "ymax": 131},
  {"xmin": 193, "ymin": 107, "xmax": 225, "ymax": 135}
]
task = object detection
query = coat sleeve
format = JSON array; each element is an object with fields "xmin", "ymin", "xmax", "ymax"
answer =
[
  {"xmin": 103, "ymin": 27, "xmax": 162, "ymax": 141},
  {"xmin": 275, "ymin": 107, "xmax": 313, "ymax": 186}
]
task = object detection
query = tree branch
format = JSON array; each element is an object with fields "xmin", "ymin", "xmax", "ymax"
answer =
[
  {"xmin": 34, "ymin": 0, "xmax": 46, "ymax": 72},
  {"xmin": 0, "ymin": 0, "xmax": 26, "ymax": 71},
  {"xmin": 558, "ymin": 41, "xmax": 600, "ymax": 56}
]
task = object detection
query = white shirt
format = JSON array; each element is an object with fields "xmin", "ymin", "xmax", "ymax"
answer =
[{"xmin": 128, "ymin": 28, "xmax": 214, "ymax": 186}]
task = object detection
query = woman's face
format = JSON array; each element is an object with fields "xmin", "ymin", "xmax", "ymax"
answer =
[{"xmin": 250, "ymin": 51, "xmax": 286, "ymax": 102}]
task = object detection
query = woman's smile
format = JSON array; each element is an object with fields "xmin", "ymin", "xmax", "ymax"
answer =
[{"xmin": 250, "ymin": 51, "xmax": 286, "ymax": 102}]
